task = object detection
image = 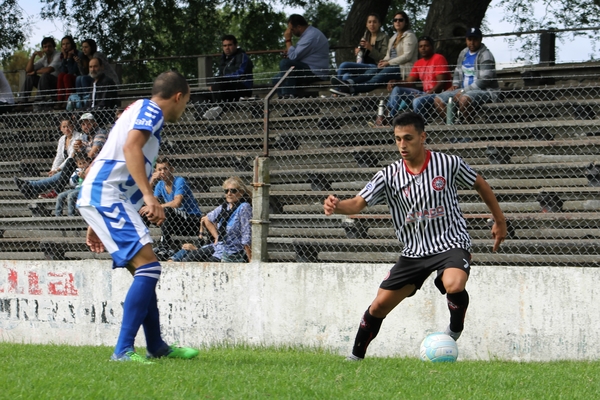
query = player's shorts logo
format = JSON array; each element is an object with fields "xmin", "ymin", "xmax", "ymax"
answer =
[
  {"xmin": 432, "ymin": 176, "xmax": 446, "ymax": 191},
  {"xmin": 383, "ymin": 270, "xmax": 391, "ymax": 280}
]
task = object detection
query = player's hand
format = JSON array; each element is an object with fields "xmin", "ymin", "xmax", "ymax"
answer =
[
  {"xmin": 378, "ymin": 60, "xmax": 389, "ymax": 68},
  {"xmin": 182, "ymin": 243, "xmax": 198, "ymax": 251},
  {"xmin": 491, "ymin": 219, "xmax": 507, "ymax": 252},
  {"xmin": 323, "ymin": 195, "xmax": 340, "ymax": 216},
  {"xmin": 284, "ymin": 27, "xmax": 292, "ymax": 41},
  {"xmin": 86, "ymin": 226, "xmax": 105, "ymax": 253},
  {"xmin": 387, "ymin": 80, "xmax": 399, "ymax": 91},
  {"xmin": 140, "ymin": 195, "xmax": 165, "ymax": 226}
]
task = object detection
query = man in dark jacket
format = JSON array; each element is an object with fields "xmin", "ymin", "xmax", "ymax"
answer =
[
  {"xmin": 88, "ymin": 57, "xmax": 118, "ymax": 111},
  {"xmin": 210, "ymin": 34, "xmax": 253, "ymax": 103}
]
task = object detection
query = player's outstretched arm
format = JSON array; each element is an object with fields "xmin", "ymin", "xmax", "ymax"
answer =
[
  {"xmin": 123, "ymin": 129, "xmax": 165, "ymax": 226},
  {"xmin": 86, "ymin": 226, "xmax": 105, "ymax": 253},
  {"xmin": 323, "ymin": 195, "xmax": 368, "ymax": 216},
  {"xmin": 473, "ymin": 174, "xmax": 506, "ymax": 252}
]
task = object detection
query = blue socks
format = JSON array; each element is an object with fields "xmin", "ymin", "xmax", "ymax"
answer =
[{"xmin": 114, "ymin": 262, "xmax": 163, "ymax": 356}]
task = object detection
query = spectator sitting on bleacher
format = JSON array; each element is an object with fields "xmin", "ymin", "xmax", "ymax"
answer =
[
  {"xmin": 0, "ymin": 70, "xmax": 15, "ymax": 113},
  {"xmin": 169, "ymin": 177, "xmax": 252, "ymax": 263},
  {"xmin": 55, "ymin": 35, "xmax": 82, "ymax": 109},
  {"xmin": 433, "ymin": 27, "xmax": 500, "ymax": 124},
  {"xmin": 375, "ymin": 36, "xmax": 451, "ymax": 126},
  {"xmin": 330, "ymin": 12, "xmax": 417, "ymax": 96},
  {"xmin": 74, "ymin": 39, "xmax": 120, "ymax": 98},
  {"xmin": 54, "ymin": 152, "xmax": 91, "ymax": 216},
  {"xmin": 335, "ymin": 13, "xmax": 389, "ymax": 83},
  {"xmin": 142, "ymin": 156, "xmax": 203, "ymax": 260},
  {"xmin": 76, "ymin": 112, "xmax": 108, "ymax": 160},
  {"xmin": 272, "ymin": 14, "xmax": 329, "ymax": 99},
  {"xmin": 14, "ymin": 116, "xmax": 85, "ymax": 199},
  {"xmin": 87, "ymin": 57, "xmax": 118, "ymax": 111},
  {"xmin": 17, "ymin": 37, "xmax": 61, "ymax": 106}
]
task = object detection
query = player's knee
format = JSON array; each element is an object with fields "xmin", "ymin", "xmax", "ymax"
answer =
[{"xmin": 444, "ymin": 280, "xmax": 466, "ymax": 294}]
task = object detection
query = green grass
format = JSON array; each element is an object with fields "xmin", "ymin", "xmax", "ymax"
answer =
[{"xmin": 1, "ymin": 343, "xmax": 599, "ymax": 399}]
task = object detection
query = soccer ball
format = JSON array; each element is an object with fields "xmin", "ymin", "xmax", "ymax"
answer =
[{"xmin": 419, "ymin": 332, "xmax": 458, "ymax": 362}]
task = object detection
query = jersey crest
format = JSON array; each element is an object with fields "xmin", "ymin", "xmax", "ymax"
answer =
[{"xmin": 432, "ymin": 176, "xmax": 446, "ymax": 191}]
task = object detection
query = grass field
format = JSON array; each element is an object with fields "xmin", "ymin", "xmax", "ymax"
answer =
[{"xmin": 1, "ymin": 343, "xmax": 599, "ymax": 399}]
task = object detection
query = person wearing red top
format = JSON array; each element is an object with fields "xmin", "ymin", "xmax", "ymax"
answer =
[{"xmin": 384, "ymin": 36, "xmax": 451, "ymax": 121}]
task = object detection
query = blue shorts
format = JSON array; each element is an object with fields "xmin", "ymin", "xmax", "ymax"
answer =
[
  {"xmin": 436, "ymin": 88, "xmax": 499, "ymax": 107},
  {"xmin": 79, "ymin": 203, "xmax": 153, "ymax": 268}
]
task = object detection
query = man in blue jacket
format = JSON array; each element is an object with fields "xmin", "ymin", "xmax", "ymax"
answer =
[{"xmin": 210, "ymin": 35, "xmax": 253, "ymax": 103}]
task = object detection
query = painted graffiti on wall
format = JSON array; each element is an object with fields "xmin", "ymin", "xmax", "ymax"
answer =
[{"xmin": 0, "ymin": 268, "xmax": 78, "ymax": 296}]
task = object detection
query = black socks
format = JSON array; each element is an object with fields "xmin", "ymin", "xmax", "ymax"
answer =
[
  {"xmin": 446, "ymin": 290, "xmax": 469, "ymax": 333},
  {"xmin": 351, "ymin": 307, "xmax": 384, "ymax": 359}
]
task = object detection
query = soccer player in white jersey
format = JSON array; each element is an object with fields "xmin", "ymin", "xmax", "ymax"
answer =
[
  {"xmin": 77, "ymin": 70, "xmax": 198, "ymax": 363},
  {"xmin": 323, "ymin": 112, "xmax": 507, "ymax": 361}
]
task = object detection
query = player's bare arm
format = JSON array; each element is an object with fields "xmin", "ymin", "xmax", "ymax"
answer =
[
  {"xmin": 323, "ymin": 195, "xmax": 368, "ymax": 216},
  {"xmin": 86, "ymin": 226, "xmax": 105, "ymax": 253},
  {"xmin": 473, "ymin": 174, "xmax": 507, "ymax": 252},
  {"xmin": 123, "ymin": 129, "xmax": 165, "ymax": 226}
]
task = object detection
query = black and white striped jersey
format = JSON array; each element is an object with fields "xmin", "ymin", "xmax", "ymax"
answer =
[{"xmin": 358, "ymin": 150, "xmax": 478, "ymax": 258}]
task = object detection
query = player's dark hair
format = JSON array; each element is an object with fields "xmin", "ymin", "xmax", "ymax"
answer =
[
  {"xmin": 151, "ymin": 70, "xmax": 189, "ymax": 99},
  {"xmin": 82, "ymin": 38, "xmax": 98, "ymax": 54},
  {"xmin": 41, "ymin": 37, "xmax": 56, "ymax": 48},
  {"xmin": 288, "ymin": 14, "xmax": 308, "ymax": 27},
  {"xmin": 222, "ymin": 34, "xmax": 238, "ymax": 45},
  {"xmin": 61, "ymin": 35, "xmax": 77, "ymax": 50},
  {"xmin": 155, "ymin": 155, "xmax": 171, "ymax": 166},
  {"xmin": 393, "ymin": 112, "xmax": 425, "ymax": 133}
]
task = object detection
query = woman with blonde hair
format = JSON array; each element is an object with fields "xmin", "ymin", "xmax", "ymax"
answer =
[{"xmin": 170, "ymin": 177, "xmax": 252, "ymax": 263}]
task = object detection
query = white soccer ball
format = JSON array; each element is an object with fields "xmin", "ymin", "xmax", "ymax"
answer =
[{"xmin": 419, "ymin": 332, "xmax": 458, "ymax": 362}]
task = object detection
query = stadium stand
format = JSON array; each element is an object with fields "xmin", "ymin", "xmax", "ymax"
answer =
[{"xmin": 0, "ymin": 64, "xmax": 599, "ymax": 267}]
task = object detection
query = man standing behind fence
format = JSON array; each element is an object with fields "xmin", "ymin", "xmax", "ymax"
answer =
[
  {"xmin": 77, "ymin": 70, "xmax": 199, "ymax": 363},
  {"xmin": 323, "ymin": 112, "xmax": 507, "ymax": 361},
  {"xmin": 272, "ymin": 14, "xmax": 329, "ymax": 98}
]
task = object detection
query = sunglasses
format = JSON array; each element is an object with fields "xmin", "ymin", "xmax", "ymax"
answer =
[
  {"xmin": 224, "ymin": 188, "xmax": 239, "ymax": 194},
  {"xmin": 393, "ymin": 18, "xmax": 405, "ymax": 22}
]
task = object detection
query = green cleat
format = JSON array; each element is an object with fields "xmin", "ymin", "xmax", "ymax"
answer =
[
  {"xmin": 110, "ymin": 350, "xmax": 155, "ymax": 364},
  {"xmin": 165, "ymin": 344, "xmax": 199, "ymax": 360}
]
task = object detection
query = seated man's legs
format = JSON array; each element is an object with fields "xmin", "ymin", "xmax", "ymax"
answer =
[
  {"xmin": 158, "ymin": 207, "xmax": 201, "ymax": 248},
  {"xmin": 15, "ymin": 158, "xmax": 76, "ymax": 199},
  {"xmin": 388, "ymin": 86, "xmax": 421, "ymax": 118},
  {"xmin": 19, "ymin": 74, "xmax": 40, "ymax": 103},
  {"xmin": 211, "ymin": 76, "xmax": 252, "ymax": 103},
  {"xmin": 75, "ymin": 75, "xmax": 93, "ymax": 95},
  {"xmin": 412, "ymin": 93, "xmax": 438, "ymax": 121},
  {"xmin": 274, "ymin": 58, "xmax": 320, "ymax": 97},
  {"xmin": 67, "ymin": 189, "xmax": 81, "ymax": 216},
  {"xmin": 337, "ymin": 62, "xmax": 376, "ymax": 82},
  {"xmin": 37, "ymin": 73, "xmax": 58, "ymax": 102},
  {"xmin": 434, "ymin": 89, "xmax": 461, "ymax": 121},
  {"xmin": 458, "ymin": 89, "xmax": 498, "ymax": 123},
  {"xmin": 54, "ymin": 190, "xmax": 71, "ymax": 216}
]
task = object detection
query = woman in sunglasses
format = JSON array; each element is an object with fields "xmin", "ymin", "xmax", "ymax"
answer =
[
  {"xmin": 170, "ymin": 177, "xmax": 252, "ymax": 263},
  {"xmin": 331, "ymin": 11, "xmax": 417, "ymax": 96}
]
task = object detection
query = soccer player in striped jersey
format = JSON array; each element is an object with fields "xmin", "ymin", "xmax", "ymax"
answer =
[
  {"xmin": 323, "ymin": 112, "xmax": 507, "ymax": 361},
  {"xmin": 77, "ymin": 70, "xmax": 199, "ymax": 363}
]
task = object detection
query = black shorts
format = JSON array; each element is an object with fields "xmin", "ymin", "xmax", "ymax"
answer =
[{"xmin": 379, "ymin": 248, "xmax": 471, "ymax": 296}]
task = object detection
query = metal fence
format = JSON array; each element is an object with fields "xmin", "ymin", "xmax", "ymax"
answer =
[{"xmin": 0, "ymin": 66, "xmax": 599, "ymax": 266}]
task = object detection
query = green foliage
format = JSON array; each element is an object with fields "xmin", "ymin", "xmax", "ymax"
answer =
[
  {"xmin": 1, "ymin": 46, "xmax": 31, "ymax": 92},
  {"xmin": 305, "ymin": 1, "xmax": 346, "ymax": 47},
  {"xmin": 0, "ymin": 0, "xmax": 29, "ymax": 60},
  {"xmin": 2, "ymin": 343, "xmax": 600, "ymax": 399}
]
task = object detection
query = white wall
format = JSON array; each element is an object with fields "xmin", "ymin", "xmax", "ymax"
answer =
[{"xmin": 0, "ymin": 260, "xmax": 598, "ymax": 361}]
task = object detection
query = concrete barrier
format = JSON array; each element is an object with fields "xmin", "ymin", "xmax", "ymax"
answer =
[{"xmin": 0, "ymin": 259, "xmax": 598, "ymax": 361}]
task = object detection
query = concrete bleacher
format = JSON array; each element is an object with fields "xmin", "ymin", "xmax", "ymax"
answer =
[{"xmin": 1, "ymin": 72, "xmax": 600, "ymax": 266}]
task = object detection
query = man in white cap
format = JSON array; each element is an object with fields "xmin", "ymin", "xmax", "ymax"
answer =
[{"xmin": 76, "ymin": 112, "xmax": 107, "ymax": 159}]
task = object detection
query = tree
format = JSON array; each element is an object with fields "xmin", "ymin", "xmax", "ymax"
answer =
[{"xmin": 0, "ymin": 0, "xmax": 29, "ymax": 60}]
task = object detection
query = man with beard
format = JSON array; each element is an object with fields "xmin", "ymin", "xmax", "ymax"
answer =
[{"xmin": 88, "ymin": 57, "xmax": 119, "ymax": 111}]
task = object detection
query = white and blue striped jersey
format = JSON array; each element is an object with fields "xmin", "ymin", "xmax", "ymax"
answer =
[
  {"xmin": 358, "ymin": 150, "xmax": 478, "ymax": 258},
  {"xmin": 77, "ymin": 99, "xmax": 164, "ymax": 211}
]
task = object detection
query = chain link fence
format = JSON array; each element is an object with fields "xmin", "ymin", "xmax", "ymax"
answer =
[{"xmin": 0, "ymin": 66, "xmax": 599, "ymax": 265}]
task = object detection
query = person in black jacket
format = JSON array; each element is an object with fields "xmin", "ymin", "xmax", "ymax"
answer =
[
  {"xmin": 88, "ymin": 57, "xmax": 118, "ymax": 110},
  {"xmin": 210, "ymin": 34, "xmax": 253, "ymax": 103}
]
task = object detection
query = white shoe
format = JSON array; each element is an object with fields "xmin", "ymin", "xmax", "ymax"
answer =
[
  {"xmin": 344, "ymin": 354, "xmax": 363, "ymax": 361},
  {"xmin": 203, "ymin": 106, "xmax": 222, "ymax": 120},
  {"xmin": 445, "ymin": 325, "xmax": 462, "ymax": 341}
]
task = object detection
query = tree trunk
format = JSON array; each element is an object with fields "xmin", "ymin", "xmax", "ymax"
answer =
[
  {"xmin": 337, "ymin": 0, "xmax": 392, "ymax": 65},
  {"xmin": 423, "ymin": 0, "xmax": 492, "ymax": 69}
]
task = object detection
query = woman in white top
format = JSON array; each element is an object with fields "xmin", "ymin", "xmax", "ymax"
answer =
[
  {"xmin": 331, "ymin": 11, "xmax": 418, "ymax": 95},
  {"xmin": 14, "ymin": 117, "xmax": 86, "ymax": 199}
]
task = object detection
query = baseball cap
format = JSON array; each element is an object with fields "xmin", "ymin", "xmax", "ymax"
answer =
[
  {"xmin": 79, "ymin": 112, "xmax": 95, "ymax": 121},
  {"xmin": 466, "ymin": 27, "xmax": 482, "ymax": 38}
]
